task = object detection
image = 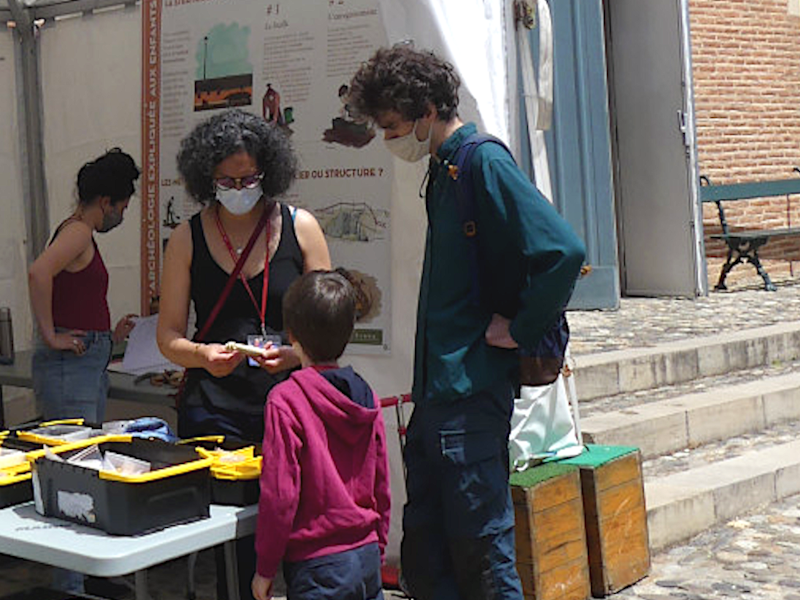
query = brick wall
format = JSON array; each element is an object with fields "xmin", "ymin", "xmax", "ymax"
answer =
[{"xmin": 690, "ymin": 0, "xmax": 800, "ymax": 285}]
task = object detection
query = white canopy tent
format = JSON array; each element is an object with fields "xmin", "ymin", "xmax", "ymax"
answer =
[{"xmin": 1, "ymin": 0, "xmax": 531, "ymax": 568}]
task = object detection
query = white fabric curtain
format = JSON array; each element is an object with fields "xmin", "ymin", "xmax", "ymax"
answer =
[
  {"xmin": 38, "ymin": 7, "xmax": 142, "ymax": 321},
  {"xmin": 376, "ymin": 0, "xmax": 511, "ymax": 143},
  {"xmin": 0, "ymin": 29, "xmax": 34, "ymax": 351}
]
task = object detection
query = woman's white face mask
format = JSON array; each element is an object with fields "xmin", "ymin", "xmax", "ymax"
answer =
[
  {"xmin": 384, "ymin": 119, "xmax": 432, "ymax": 163},
  {"xmin": 216, "ymin": 185, "xmax": 263, "ymax": 215}
]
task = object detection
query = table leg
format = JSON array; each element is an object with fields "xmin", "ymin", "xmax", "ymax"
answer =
[
  {"xmin": 135, "ymin": 570, "xmax": 151, "ymax": 600},
  {"xmin": 0, "ymin": 384, "xmax": 5, "ymax": 430},
  {"xmin": 223, "ymin": 540, "xmax": 241, "ymax": 600},
  {"xmin": 187, "ymin": 551, "xmax": 198, "ymax": 600}
]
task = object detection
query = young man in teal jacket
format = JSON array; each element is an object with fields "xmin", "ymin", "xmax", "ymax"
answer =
[{"xmin": 348, "ymin": 46, "xmax": 586, "ymax": 600}]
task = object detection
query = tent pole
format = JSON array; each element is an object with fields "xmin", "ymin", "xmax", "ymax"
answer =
[{"xmin": 8, "ymin": 0, "xmax": 49, "ymax": 264}]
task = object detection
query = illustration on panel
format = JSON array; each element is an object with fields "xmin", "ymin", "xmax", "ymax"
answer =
[
  {"xmin": 262, "ymin": 82, "xmax": 295, "ymax": 135},
  {"xmin": 313, "ymin": 201, "xmax": 387, "ymax": 242},
  {"xmin": 194, "ymin": 24, "xmax": 254, "ymax": 112},
  {"xmin": 323, "ymin": 84, "xmax": 375, "ymax": 148},
  {"xmin": 336, "ymin": 267, "xmax": 382, "ymax": 325}
]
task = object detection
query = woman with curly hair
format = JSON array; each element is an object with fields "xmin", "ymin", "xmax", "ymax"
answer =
[
  {"xmin": 158, "ymin": 109, "xmax": 330, "ymax": 442},
  {"xmin": 157, "ymin": 109, "xmax": 330, "ymax": 600}
]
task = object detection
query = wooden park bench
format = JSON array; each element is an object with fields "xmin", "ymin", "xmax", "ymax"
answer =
[{"xmin": 700, "ymin": 174, "xmax": 800, "ymax": 291}]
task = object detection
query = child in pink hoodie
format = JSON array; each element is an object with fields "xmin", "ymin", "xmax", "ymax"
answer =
[{"xmin": 253, "ymin": 270, "xmax": 391, "ymax": 600}]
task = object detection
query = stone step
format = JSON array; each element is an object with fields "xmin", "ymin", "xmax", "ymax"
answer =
[
  {"xmin": 579, "ymin": 371, "xmax": 800, "ymax": 458},
  {"xmin": 573, "ymin": 321, "xmax": 800, "ymax": 401},
  {"xmin": 645, "ymin": 439, "xmax": 800, "ymax": 551},
  {"xmin": 579, "ymin": 355, "xmax": 800, "ymax": 421}
]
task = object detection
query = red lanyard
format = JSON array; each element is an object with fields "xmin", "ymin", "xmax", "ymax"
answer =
[{"xmin": 214, "ymin": 207, "xmax": 272, "ymax": 336}]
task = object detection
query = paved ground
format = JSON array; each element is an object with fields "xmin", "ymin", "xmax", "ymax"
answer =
[
  {"xmin": 3, "ymin": 279, "xmax": 800, "ymax": 599},
  {"xmin": 568, "ymin": 278, "xmax": 800, "ymax": 356},
  {"xmin": 616, "ymin": 493, "xmax": 800, "ymax": 600}
]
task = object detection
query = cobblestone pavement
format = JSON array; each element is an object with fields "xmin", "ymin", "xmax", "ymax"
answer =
[
  {"xmin": 614, "ymin": 493, "xmax": 800, "ymax": 600},
  {"xmin": 3, "ymin": 493, "xmax": 800, "ymax": 600},
  {"xmin": 567, "ymin": 279, "xmax": 800, "ymax": 355},
  {"xmin": 0, "ymin": 551, "xmax": 406, "ymax": 599}
]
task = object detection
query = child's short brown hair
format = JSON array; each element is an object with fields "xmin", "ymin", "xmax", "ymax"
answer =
[{"xmin": 283, "ymin": 270, "xmax": 356, "ymax": 363}]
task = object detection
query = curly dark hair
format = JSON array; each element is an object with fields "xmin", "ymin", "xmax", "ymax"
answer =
[
  {"xmin": 283, "ymin": 270, "xmax": 356, "ymax": 363},
  {"xmin": 176, "ymin": 109, "xmax": 297, "ymax": 205},
  {"xmin": 347, "ymin": 46, "xmax": 461, "ymax": 122},
  {"xmin": 77, "ymin": 148, "xmax": 140, "ymax": 206}
]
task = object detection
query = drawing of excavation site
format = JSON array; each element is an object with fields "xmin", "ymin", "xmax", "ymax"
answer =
[{"xmin": 313, "ymin": 202, "xmax": 388, "ymax": 242}]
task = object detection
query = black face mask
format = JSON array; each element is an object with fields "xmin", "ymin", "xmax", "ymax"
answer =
[{"xmin": 98, "ymin": 205, "xmax": 123, "ymax": 233}]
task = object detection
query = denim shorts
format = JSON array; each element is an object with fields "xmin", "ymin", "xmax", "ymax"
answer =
[{"xmin": 32, "ymin": 330, "xmax": 112, "ymax": 422}]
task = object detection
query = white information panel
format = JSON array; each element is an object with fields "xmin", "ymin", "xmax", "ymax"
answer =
[{"xmin": 143, "ymin": 0, "xmax": 392, "ymax": 353}]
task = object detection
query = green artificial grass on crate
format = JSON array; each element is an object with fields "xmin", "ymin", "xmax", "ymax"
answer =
[
  {"xmin": 559, "ymin": 444, "xmax": 638, "ymax": 468},
  {"xmin": 508, "ymin": 462, "xmax": 577, "ymax": 488}
]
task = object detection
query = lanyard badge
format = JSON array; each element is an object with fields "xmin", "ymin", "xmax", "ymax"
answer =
[{"xmin": 214, "ymin": 207, "xmax": 272, "ymax": 337}]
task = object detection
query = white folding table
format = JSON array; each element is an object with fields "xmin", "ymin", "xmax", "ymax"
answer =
[{"xmin": 0, "ymin": 501, "xmax": 257, "ymax": 600}]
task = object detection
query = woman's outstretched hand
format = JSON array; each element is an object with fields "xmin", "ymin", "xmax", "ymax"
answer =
[{"xmin": 197, "ymin": 342, "xmax": 246, "ymax": 377}]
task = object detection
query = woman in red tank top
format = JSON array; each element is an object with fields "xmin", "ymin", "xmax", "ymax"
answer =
[{"xmin": 29, "ymin": 148, "xmax": 140, "ymax": 421}]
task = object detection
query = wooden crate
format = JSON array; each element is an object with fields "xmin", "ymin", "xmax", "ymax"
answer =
[
  {"xmin": 561, "ymin": 445, "xmax": 651, "ymax": 597},
  {"xmin": 510, "ymin": 464, "xmax": 591, "ymax": 600}
]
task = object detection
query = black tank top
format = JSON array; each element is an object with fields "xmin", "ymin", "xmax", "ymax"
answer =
[{"xmin": 182, "ymin": 203, "xmax": 304, "ymax": 423}]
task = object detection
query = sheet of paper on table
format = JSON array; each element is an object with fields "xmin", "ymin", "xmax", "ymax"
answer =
[{"xmin": 108, "ymin": 315, "xmax": 181, "ymax": 376}]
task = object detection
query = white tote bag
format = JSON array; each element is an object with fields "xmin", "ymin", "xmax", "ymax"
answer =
[{"xmin": 509, "ymin": 369, "xmax": 583, "ymax": 472}]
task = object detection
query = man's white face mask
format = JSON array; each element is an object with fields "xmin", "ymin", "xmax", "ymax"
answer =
[{"xmin": 384, "ymin": 119, "xmax": 432, "ymax": 163}]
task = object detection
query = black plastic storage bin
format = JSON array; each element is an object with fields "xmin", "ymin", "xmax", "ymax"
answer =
[
  {"xmin": 0, "ymin": 437, "xmax": 37, "ymax": 509},
  {"xmin": 210, "ymin": 474, "xmax": 260, "ymax": 506},
  {"xmin": 0, "ymin": 474, "xmax": 32, "ymax": 509},
  {"xmin": 32, "ymin": 437, "xmax": 212, "ymax": 535},
  {"xmin": 0, "ymin": 433, "xmax": 123, "ymax": 510},
  {"xmin": 13, "ymin": 418, "xmax": 103, "ymax": 446},
  {"xmin": 0, "ymin": 436, "xmax": 43, "ymax": 453},
  {"xmin": 190, "ymin": 438, "xmax": 261, "ymax": 506}
]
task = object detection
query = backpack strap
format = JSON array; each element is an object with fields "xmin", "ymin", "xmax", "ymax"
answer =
[
  {"xmin": 450, "ymin": 133, "xmax": 513, "ymax": 306},
  {"xmin": 451, "ymin": 133, "xmax": 570, "ymax": 372},
  {"xmin": 195, "ymin": 207, "xmax": 270, "ymax": 342}
]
